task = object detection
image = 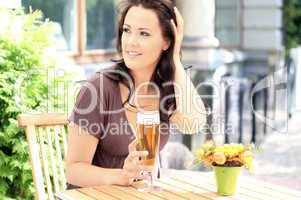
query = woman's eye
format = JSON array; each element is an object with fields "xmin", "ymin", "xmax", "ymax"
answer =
[
  {"xmin": 123, "ymin": 27, "xmax": 130, "ymax": 33},
  {"xmin": 141, "ymin": 31, "xmax": 150, "ymax": 37}
]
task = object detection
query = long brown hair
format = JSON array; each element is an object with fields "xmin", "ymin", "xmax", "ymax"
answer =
[{"xmin": 112, "ymin": 0, "xmax": 178, "ymax": 123}]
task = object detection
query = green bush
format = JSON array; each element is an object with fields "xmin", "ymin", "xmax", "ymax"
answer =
[
  {"xmin": 0, "ymin": 9, "xmax": 56, "ymax": 199},
  {"xmin": 283, "ymin": 0, "xmax": 301, "ymax": 54}
]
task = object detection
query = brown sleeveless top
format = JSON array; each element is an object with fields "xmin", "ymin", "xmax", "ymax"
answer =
[{"xmin": 68, "ymin": 67, "xmax": 170, "ymax": 187}]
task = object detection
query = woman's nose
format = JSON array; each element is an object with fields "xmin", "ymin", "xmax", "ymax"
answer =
[{"xmin": 128, "ymin": 34, "xmax": 139, "ymax": 46}]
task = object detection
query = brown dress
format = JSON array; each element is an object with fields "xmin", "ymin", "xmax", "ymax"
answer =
[{"xmin": 67, "ymin": 67, "xmax": 170, "ymax": 188}]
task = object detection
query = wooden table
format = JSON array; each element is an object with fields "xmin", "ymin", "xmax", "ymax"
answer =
[{"xmin": 56, "ymin": 169, "xmax": 301, "ymax": 200}]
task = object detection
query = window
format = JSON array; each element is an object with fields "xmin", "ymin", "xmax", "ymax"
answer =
[
  {"xmin": 215, "ymin": 0, "xmax": 241, "ymax": 48},
  {"xmin": 22, "ymin": 0, "xmax": 118, "ymax": 62},
  {"xmin": 86, "ymin": 0, "xmax": 116, "ymax": 50}
]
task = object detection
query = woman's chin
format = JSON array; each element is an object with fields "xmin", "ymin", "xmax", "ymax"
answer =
[{"xmin": 124, "ymin": 61, "xmax": 143, "ymax": 70}]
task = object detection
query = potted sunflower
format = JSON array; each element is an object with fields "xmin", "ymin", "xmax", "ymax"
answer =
[{"xmin": 194, "ymin": 141, "xmax": 256, "ymax": 196}]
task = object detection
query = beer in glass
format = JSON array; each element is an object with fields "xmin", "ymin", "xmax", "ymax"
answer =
[{"xmin": 136, "ymin": 110, "xmax": 160, "ymax": 191}]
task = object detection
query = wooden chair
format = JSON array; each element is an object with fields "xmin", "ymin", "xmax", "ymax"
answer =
[{"xmin": 18, "ymin": 113, "xmax": 69, "ymax": 200}]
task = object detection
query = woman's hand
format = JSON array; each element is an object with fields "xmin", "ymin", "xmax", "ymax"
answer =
[
  {"xmin": 121, "ymin": 139, "xmax": 152, "ymax": 185},
  {"xmin": 171, "ymin": 6, "xmax": 184, "ymax": 65}
]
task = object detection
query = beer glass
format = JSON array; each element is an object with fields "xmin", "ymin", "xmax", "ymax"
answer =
[{"xmin": 136, "ymin": 110, "xmax": 160, "ymax": 192}]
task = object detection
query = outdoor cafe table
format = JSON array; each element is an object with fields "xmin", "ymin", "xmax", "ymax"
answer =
[{"xmin": 56, "ymin": 169, "xmax": 301, "ymax": 200}]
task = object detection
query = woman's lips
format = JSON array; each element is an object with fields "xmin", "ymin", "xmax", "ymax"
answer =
[{"xmin": 126, "ymin": 51, "xmax": 142, "ymax": 58}]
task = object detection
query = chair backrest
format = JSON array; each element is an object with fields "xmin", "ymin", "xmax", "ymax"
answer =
[{"xmin": 18, "ymin": 113, "xmax": 69, "ymax": 200}]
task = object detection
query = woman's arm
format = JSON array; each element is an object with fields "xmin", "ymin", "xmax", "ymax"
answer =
[
  {"xmin": 170, "ymin": 7, "xmax": 206, "ymax": 134},
  {"xmin": 171, "ymin": 61, "xmax": 206, "ymax": 134},
  {"xmin": 66, "ymin": 123, "xmax": 150, "ymax": 187},
  {"xmin": 66, "ymin": 122, "xmax": 128, "ymax": 187}
]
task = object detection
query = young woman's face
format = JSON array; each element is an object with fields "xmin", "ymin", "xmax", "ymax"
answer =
[{"xmin": 121, "ymin": 6, "xmax": 170, "ymax": 71}]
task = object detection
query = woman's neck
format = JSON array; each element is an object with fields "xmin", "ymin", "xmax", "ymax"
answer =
[{"xmin": 130, "ymin": 66, "xmax": 156, "ymax": 94}]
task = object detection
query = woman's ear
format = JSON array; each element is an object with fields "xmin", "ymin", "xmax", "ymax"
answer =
[{"xmin": 163, "ymin": 39, "xmax": 171, "ymax": 51}]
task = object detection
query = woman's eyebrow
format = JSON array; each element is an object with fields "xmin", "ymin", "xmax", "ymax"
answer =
[{"xmin": 123, "ymin": 24, "xmax": 151, "ymax": 31}]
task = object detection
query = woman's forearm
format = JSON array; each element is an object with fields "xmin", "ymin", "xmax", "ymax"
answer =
[
  {"xmin": 171, "ymin": 61, "xmax": 206, "ymax": 133},
  {"xmin": 66, "ymin": 162, "xmax": 127, "ymax": 187},
  {"xmin": 173, "ymin": 61, "xmax": 205, "ymax": 116}
]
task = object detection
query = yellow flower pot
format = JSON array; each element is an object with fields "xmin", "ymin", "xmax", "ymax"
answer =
[{"xmin": 214, "ymin": 166, "xmax": 242, "ymax": 196}]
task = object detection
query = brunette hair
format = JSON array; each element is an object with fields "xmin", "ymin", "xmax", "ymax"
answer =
[{"xmin": 112, "ymin": 0, "xmax": 178, "ymax": 123}]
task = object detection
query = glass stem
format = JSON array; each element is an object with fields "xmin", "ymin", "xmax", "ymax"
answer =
[{"xmin": 148, "ymin": 171, "xmax": 153, "ymax": 188}]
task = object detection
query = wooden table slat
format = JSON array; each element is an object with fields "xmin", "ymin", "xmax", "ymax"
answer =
[
  {"xmin": 239, "ymin": 177, "xmax": 301, "ymax": 199},
  {"xmin": 159, "ymin": 177, "xmax": 234, "ymax": 200},
  {"xmin": 61, "ymin": 190, "xmax": 96, "ymax": 200},
  {"xmin": 172, "ymin": 176, "xmax": 259, "ymax": 200},
  {"xmin": 95, "ymin": 185, "xmax": 143, "ymax": 200},
  {"xmin": 155, "ymin": 180, "xmax": 208, "ymax": 200},
  {"xmin": 111, "ymin": 185, "xmax": 165, "ymax": 200},
  {"xmin": 132, "ymin": 182, "xmax": 190, "ymax": 200},
  {"xmin": 174, "ymin": 175, "xmax": 259, "ymax": 200},
  {"xmin": 79, "ymin": 188, "xmax": 120, "ymax": 200},
  {"xmin": 149, "ymin": 189, "xmax": 188, "ymax": 200},
  {"xmin": 240, "ymin": 176, "xmax": 301, "ymax": 197}
]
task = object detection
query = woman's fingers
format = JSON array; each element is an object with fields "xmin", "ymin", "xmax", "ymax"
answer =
[
  {"xmin": 129, "ymin": 151, "xmax": 148, "ymax": 161},
  {"xmin": 174, "ymin": 7, "xmax": 184, "ymax": 31},
  {"xmin": 171, "ymin": 7, "xmax": 184, "ymax": 62},
  {"xmin": 139, "ymin": 165, "xmax": 153, "ymax": 173},
  {"xmin": 124, "ymin": 164, "xmax": 152, "ymax": 179},
  {"xmin": 124, "ymin": 150, "xmax": 148, "ymax": 170},
  {"xmin": 170, "ymin": 7, "xmax": 184, "ymax": 35},
  {"xmin": 124, "ymin": 140, "xmax": 152, "ymax": 182},
  {"xmin": 126, "ymin": 151, "xmax": 148, "ymax": 171},
  {"xmin": 170, "ymin": 19, "xmax": 177, "ymax": 35},
  {"xmin": 128, "ymin": 139, "xmax": 148, "ymax": 165},
  {"xmin": 128, "ymin": 138, "xmax": 137, "ymax": 152}
]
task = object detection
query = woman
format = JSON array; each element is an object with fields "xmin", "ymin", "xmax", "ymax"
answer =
[{"xmin": 66, "ymin": 0, "xmax": 206, "ymax": 188}]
